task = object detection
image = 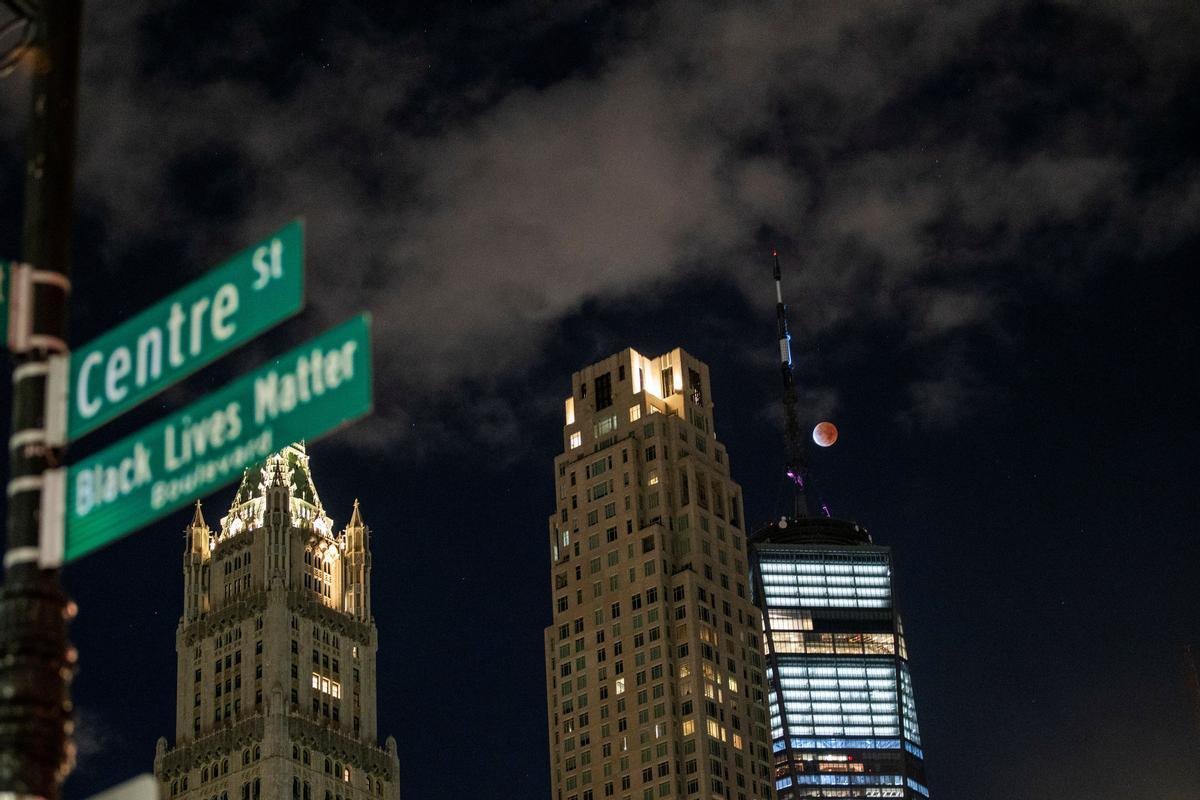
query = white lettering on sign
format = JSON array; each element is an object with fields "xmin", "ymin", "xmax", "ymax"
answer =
[
  {"xmin": 254, "ymin": 339, "xmax": 359, "ymax": 425},
  {"xmin": 76, "ymin": 351, "xmax": 104, "ymax": 417},
  {"xmin": 150, "ymin": 429, "xmax": 273, "ymax": 511},
  {"xmin": 252, "ymin": 239, "xmax": 283, "ymax": 290},
  {"xmin": 75, "ymin": 288, "xmax": 242, "ymax": 421},
  {"xmin": 74, "ymin": 442, "xmax": 154, "ymax": 516},
  {"xmin": 163, "ymin": 402, "xmax": 243, "ymax": 471},
  {"xmin": 211, "ymin": 283, "xmax": 238, "ymax": 338}
]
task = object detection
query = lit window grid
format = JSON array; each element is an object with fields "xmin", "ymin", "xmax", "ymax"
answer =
[
  {"xmin": 768, "ymin": 660, "xmax": 902, "ymax": 739},
  {"xmin": 766, "ymin": 629, "xmax": 896, "ymax": 657},
  {"xmin": 772, "ymin": 736, "xmax": 903, "ymax": 753},
  {"xmin": 759, "ymin": 554, "xmax": 893, "ymax": 610},
  {"xmin": 778, "ymin": 773, "xmax": 907, "ymax": 792},
  {"xmin": 900, "ymin": 662, "xmax": 922, "ymax": 746},
  {"xmin": 311, "ymin": 672, "xmax": 341, "ymax": 699}
]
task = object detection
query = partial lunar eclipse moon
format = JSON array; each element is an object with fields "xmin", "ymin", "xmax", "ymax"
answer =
[{"xmin": 812, "ymin": 421, "xmax": 838, "ymax": 448}]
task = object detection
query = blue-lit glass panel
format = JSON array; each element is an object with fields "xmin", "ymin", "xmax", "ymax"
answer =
[
  {"xmin": 771, "ymin": 659, "xmax": 902, "ymax": 739},
  {"xmin": 900, "ymin": 661, "xmax": 922, "ymax": 746},
  {"xmin": 907, "ymin": 777, "xmax": 931, "ymax": 797},
  {"xmin": 759, "ymin": 550, "xmax": 894, "ymax": 609},
  {"xmin": 774, "ymin": 737, "xmax": 902, "ymax": 751},
  {"xmin": 757, "ymin": 542, "xmax": 927, "ymax": 797},
  {"xmin": 792, "ymin": 774, "xmax": 904, "ymax": 786}
]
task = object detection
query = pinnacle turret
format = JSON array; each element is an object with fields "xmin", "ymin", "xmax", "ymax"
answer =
[
  {"xmin": 185, "ymin": 500, "xmax": 211, "ymax": 556},
  {"xmin": 269, "ymin": 458, "xmax": 287, "ymax": 487},
  {"xmin": 189, "ymin": 500, "xmax": 208, "ymax": 531}
]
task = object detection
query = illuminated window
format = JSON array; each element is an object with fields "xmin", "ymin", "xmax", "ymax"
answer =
[
  {"xmin": 629, "ymin": 405, "xmax": 641, "ymax": 422},
  {"xmin": 565, "ymin": 397, "xmax": 576, "ymax": 425},
  {"xmin": 594, "ymin": 414, "xmax": 617, "ymax": 438},
  {"xmin": 660, "ymin": 367, "xmax": 674, "ymax": 397},
  {"xmin": 570, "ymin": 432, "xmax": 582, "ymax": 449},
  {"xmin": 681, "ymin": 719, "xmax": 695, "ymax": 736}
]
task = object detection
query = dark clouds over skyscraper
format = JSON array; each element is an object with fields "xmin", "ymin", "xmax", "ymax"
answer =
[{"xmin": 0, "ymin": 1, "xmax": 1196, "ymax": 798}]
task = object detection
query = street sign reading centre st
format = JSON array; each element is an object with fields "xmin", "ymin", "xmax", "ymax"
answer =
[
  {"xmin": 59, "ymin": 313, "xmax": 373, "ymax": 563},
  {"xmin": 65, "ymin": 220, "xmax": 304, "ymax": 441}
]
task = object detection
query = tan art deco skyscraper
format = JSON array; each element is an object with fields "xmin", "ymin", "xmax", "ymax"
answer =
[
  {"xmin": 545, "ymin": 348, "xmax": 775, "ymax": 800},
  {"xmin": 154, "ymin": 443, "xmax": 400, "ymax": 800}
]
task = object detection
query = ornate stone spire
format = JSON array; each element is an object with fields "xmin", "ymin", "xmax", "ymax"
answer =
[
  {"xmin": 186, "ymin": 500, "xmax": 210, "ymax": 555},
  {"xmin": 189, "ymin": 499, "xmax": 208, "ymax": 531},
  {"xmin": 269, "ymin": 458, "xmax": 287, "ymax": 488}
]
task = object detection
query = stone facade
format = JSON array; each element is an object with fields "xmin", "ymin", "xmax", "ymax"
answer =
[
  {"xmin": 154, "ymin": 444, "xmax": 399, "ymax": 800},
  {"xmin": 545, "ymin": 348, "xmax": 774, "ymax": 800}
]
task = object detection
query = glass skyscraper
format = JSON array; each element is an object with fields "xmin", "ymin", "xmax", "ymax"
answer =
[{"xmin": 749, "ymin": 516, "xmax": 928, "ymax": 798}]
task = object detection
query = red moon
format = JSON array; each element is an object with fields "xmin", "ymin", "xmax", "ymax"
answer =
[{"xmin": 812, "ymin": 421, "xmax": 838, "ymax": 447}]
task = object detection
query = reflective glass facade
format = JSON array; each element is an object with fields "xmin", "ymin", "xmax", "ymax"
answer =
[{"xmin": 750, "ymin": 518, "xmax": 928, "ymax": 798}]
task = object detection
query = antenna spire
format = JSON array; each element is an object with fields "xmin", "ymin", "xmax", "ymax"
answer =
[{"xmin": 774, "ymin": 250, "xmax": 812, "ymax": 519}]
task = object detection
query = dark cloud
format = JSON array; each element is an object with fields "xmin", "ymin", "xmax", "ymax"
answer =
[
  {"xmin": 1, "ymin": 0, "xmax": 1196, "ymax": 446},
  {"xmin": 2, "ymin": 3, "xmax": 1198, "ymax": 799}
]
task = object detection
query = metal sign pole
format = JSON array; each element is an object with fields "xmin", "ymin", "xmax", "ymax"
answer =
[{"xmin": 0, "ymin": 0, "xmax": 82, "ymax": 795}]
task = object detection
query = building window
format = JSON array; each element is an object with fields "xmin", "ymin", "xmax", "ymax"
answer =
[
  {"xmin": 660, "ymin": 367, "xmax": 674, "ymax": 397},
  {"xmin": 570, "ymin": 432, "xmax": 582, "ymax": 449},
  {"xmin": 595, "ymin": 373, "xmax": 613, "ymax": 410},
  {"xmin": 594, "ymin": 414, "xmax": 617, "ymax": 439}
]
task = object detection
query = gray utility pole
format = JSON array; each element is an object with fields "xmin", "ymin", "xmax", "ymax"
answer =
[{"xmin": 0, "ymin": 0, "xmax": 82, "ymax": 797}]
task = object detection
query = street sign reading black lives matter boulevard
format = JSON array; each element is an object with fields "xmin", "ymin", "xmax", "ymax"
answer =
[
  {"xmin": 66, "ymin": 220, "xmax": 304, "ymax": 440},
  {"xmin": 63, "ymin": 314, "xmax": 373, "ymax": 563}
]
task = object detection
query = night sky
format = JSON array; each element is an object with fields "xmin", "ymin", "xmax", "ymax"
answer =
[{"xmin": 1, "ymin": 1, "xmax": 1198, "ymax": 798}]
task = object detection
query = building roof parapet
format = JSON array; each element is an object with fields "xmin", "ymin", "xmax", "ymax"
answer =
[
  {"xmin": 157, "ymin": 717, "xmax": 267, "ymax": 774},
  {"xmin": 180, "ymin": 596, "xmax": 270, "ymax": 644},
  {"xmin": 287, "ymin": 591, "xmax": 375, "ymax": 642},
  {"xmin": 751, "ymin": 515, "xmax": 874, "ymax": 547},
  {"xmin": 288, "ymin": 716, "xmax": 398, "ymax": 779},
  {"xmin": 158, "ymin": 712, "xmax": 396, "ymax": 780}
]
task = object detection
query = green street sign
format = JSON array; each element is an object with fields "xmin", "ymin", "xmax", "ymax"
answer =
[
  {"xmin": 61, "ymin": 314, "xmax": 372, "ymax": 563},
  {"xmin": 67, "ymin": 220, "xmax": 305, "ymax": 441}
]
